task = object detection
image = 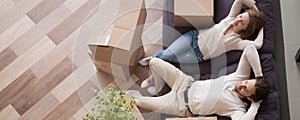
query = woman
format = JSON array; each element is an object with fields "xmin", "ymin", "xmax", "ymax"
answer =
[{"xmin": 138, "ymin": 0, "xmax": 266, "ymax": 89}]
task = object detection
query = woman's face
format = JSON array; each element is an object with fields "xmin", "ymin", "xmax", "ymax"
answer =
[{"xmin": 232, "ymin": 12, "xmax": 250, "ymax": 33}]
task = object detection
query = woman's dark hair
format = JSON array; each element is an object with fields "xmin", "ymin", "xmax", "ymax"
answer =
[
  {"xmin": 249, "ymin": 77, "xmax": 270, "ymax": 102},
  {"xmin": 238, "ymin": 9, "xmax": 266, "ymax": 39}
]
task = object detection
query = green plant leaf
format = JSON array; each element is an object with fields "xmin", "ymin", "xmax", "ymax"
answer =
[{"xmin": 83, "ymin": 85, "xmax": 137, "ymax": 120}]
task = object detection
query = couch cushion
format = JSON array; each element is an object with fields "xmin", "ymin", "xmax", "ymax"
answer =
[
  {"xmin": 259, "ymin": 54, "xmax": 279, "ymax": 91},
  {"xmin": 213, "ymin": 0, "xmax": 234, "ymax": 23},
  {"xmin": 256, "ymin": 91, "xmax": 280, "ymax": 120},
  {"xmin": 256, "ymin": 0, "xmax": 275, "ymax": 54}
]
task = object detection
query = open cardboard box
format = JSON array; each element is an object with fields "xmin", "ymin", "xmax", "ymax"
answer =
[
  {"xmin": 174, "ymin": 0, "xmax": 214, "ymax": 28},
  {"xmin": 88, "ymin": 0, "xmax": 146, "ymax": 80},
  {"xmin": 93, "ymin": 60, "xmax": 135, "ymax": 81}
]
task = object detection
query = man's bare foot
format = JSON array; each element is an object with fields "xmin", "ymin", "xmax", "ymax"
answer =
[
  {"xmin": 141, "ymin": 76, "xmax": 153, "ymax": 88},
  {"xmin": 147, "ymin": 86, "xmax": 156, "ymax": 95}
]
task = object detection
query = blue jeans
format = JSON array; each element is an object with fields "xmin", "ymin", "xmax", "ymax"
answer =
[{"xmin": 155, "ymin": 30, "xmax": 204, "ymax": 63}]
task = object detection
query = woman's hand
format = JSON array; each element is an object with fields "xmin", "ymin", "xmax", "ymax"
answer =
[
  {"xmin": 253, "ymin": 27, "xmax": 264, "ymax": 49},
  {"xmin": 242, "ymin": 0, "xmax": 257, "ymax": 10}
]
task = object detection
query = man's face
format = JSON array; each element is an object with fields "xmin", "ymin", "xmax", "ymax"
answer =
[{"xmin": 235, "ymin": 79, "xmax": 256, "ymax": 98}]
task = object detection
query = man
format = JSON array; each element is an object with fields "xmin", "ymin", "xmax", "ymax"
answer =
[{"xmin": 128, "ymin": 45, "xmax": 270, "ymax": 119}]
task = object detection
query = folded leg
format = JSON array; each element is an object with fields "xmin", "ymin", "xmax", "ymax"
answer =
[
  {"xmin": 149, "ymin": 58, "xmax": 188, "ymax": 91},
  {"xmin": 135, "ymin": 91, "xmax": 181, "ymax": 116}
]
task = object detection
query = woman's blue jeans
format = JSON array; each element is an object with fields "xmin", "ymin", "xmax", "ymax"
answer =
[{"xmin": 155, "ymin": 30, "xmax": 204, "ymax": 63}]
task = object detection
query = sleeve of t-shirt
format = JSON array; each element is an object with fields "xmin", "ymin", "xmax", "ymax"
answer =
[
  {"xmin": 235, "ymin": 40, "xmax": 258, "ymax": 50},
  {"xmin": 232, "ymin": 45, "xmax": 263, "ymax": 79},
  {"xmin": 231, "ymin": 102, "xmax": 260, "ymax": 120},
  {"xmin": 227, "ymin": 0, "xmax": 256, "ymax": 18}
]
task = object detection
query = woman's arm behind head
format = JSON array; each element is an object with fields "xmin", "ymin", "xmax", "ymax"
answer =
[{"xmin": 239, "ymin": 9, "xmax": 266, "ymax": 39}]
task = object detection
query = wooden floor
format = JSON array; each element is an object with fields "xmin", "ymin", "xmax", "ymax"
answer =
[{"xmin": 0, "ymin": 0, "xmax": 163, "ymax": 119}]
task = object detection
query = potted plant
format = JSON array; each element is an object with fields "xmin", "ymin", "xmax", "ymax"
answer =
[{"xmin": 83, "ymin": 84, "xmax": 137, "ymax": 120}]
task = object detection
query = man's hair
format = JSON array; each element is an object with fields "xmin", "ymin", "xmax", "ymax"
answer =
[
  {"xmin": 239, "ymin": 9, "xmax": 266, "ymax": 39},
  {"xmin": 249, "ymin": 77, "xmax": 270, "ymax": 102}
]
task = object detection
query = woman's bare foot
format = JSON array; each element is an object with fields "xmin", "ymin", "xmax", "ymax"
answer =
[{"xmin": 138, "ymin": 56, "xmax": 152, "ymax": 66}]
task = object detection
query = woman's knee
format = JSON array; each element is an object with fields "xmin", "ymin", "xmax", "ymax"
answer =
[{"xmin": 155, "ymin": 50, "xmax": 177, "ymax": 62}]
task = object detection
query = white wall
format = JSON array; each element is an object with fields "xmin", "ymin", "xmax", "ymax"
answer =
[{"xmin": 280, "ymin": 0, "xmax": 300, "ymax": 119}]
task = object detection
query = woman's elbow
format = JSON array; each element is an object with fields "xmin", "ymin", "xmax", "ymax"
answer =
[
  {"xmin": 245, "ymin": 45, "xmax": 257, "ymax": 51},
  {"xmin": 255, "ymin": 42, "xmax": 263, "ymax": 49}
]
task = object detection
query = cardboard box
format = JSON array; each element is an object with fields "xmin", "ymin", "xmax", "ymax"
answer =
[
  {"xmin": 88, "ymin": 0, "xmax": 146, "ymax": 79},
  {"xmin": 89, "ymin": 0, "xmax": 146, "ymax": 66},
  {"xmin": 94, "ymin": 60, "xmax": 135, "ymax": 81},
  {"xmin": 90, "ymin": 25, "xmax": 145, "ymax": 66},
  {"xmin": 174, "ymin": 0, "xmax": 214, "ymax": 27}
]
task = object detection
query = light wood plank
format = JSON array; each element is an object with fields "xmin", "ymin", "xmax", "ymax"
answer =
[
  {"xmin": 44, "ymin": 83, "xmax": 94, "ymax": 120},
  {"xmin": 0, "ymin": 0, "xmax": 44, "ymax": 32},
  {"xmin": 9, "ymin": 4, "xmax": 71, "ymax": 56},
  {"xmin": 29, "ymin": 28, "xmax": 79, "ymax": 78},
  {"xmin": 0, "ymin": 36, "xmax": 55, "ymax": 92},
  {"xmin": 91, "ymin": 69, "xmax": 114, "ymax": 89},
  {"xmin": 48, "ymin": 0, "xmax": 100, "ymax": 45},
  {"xmin": 51, "ymin": 73, "xmax": 77, "ymax": 103},
  {"xmin": 70, "ymin": 27, "xmax": 93, "ymax": 67},
  {"xmin": 0, "ymin": 70, "xmax": 37, "ymax": 114},
  {"xmin": 0, "ymin": 15, "xmax": 35, "ymax": 53},
  {"xmin": 71, "ymin": 77, "xmax": 106, "ymax": 120},
  {"xmin": 0, "ymin": 105, "xmax": 20, "ymax": 120},
  {"xmin": 27, "ymin": 0, "xmax": 67, "ymax": 23},
  {"xmin": 72, "ymin": 85, "xmax": 103, "ymax": 120},
  {"xmin": 51, "ymin": 59, "xmax": 95, "ymax": 102},
  {"xmin": 72, "ymin": 41, "xmax": 91, "ymax": 69},
  {"xmin": 72, "ymin": 106, "xmax": 89, "ymax": 120},
  {"xmin": 12, "ymin": 0, "xmax": 23, "ymax": 3},
  {"xmin": 0, "ymin": 47, "xmax": 17, "ymax": 72},
  {"xmin": 64, "ymin": 0, "xmax": 88, "ymax": 12},
  {"xmin": 19, "ymin": 93, "xmax": 60, "ymax": 120},
  {"xmin": 72, "ymin": 80, "xmax": 96, "ymax": 110},
  {"xmin": 12, "ymin": 57, "xmax": 73, "ymax": 115},
  {"xmin": 69, "ymin": 117, "xmax": 77, "ymax": 120},
  {"xmin": 0, "ymin": 0, "xmax": 15, "ymax": 15}
]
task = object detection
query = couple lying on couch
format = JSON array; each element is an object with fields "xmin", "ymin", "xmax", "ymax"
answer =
[
  {"xmin": 127, "ymin": 0, "xmax": 270, "ymax": 119},
  {"xmin": 138, "ymin": 0, "xmax": 265, "ymax": 93},
  {"xmin": 128, "ymin": 45, "xmax": 269, "ymax": 119}
]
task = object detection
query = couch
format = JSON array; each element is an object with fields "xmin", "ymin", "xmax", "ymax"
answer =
[{"xmin": 160, "ymin": 0, "xmax": 280, "ymax": 119}]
